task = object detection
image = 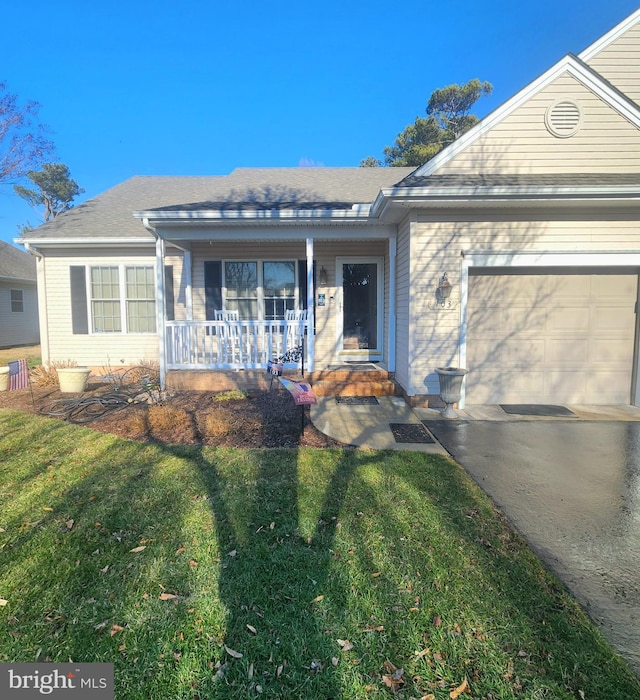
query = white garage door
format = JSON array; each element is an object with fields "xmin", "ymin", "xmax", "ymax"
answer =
[{"xmin": 465, "ymin": 271, "xmax": 638, "ymax": 404}]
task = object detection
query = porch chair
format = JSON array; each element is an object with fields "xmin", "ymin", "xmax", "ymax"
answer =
[
  {"xmin": 282, "ymin": 309, "xmax": 307, "ymax": 372},
  {"xmin": 214, "ymin": 309, "xmax": 242, "ymax": 365}
]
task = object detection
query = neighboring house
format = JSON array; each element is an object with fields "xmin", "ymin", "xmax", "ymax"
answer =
[
  {"xmin": 18, "ymin": 9, "xmax": 640, "ymax": 406},
  {"xmin": 0, "ymin": 240, "xmax": 39, "ymax": 349}
]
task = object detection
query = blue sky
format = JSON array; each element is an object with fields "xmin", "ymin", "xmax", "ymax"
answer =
[{"xmin": 1, "ymin": 0, "xmax": 638, "ymax": 244}]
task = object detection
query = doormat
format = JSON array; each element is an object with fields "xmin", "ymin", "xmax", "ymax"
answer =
[
  {"xmin": 500, "ymin": 404, "xmax": 577, "ymax": 417},
  {"xmin": 390, "ymin": 423, "xmax": 435, "ymax": 443},
  {"xmin": 335, "ymin": 396, "xmax": 379, "ymax": 405}
]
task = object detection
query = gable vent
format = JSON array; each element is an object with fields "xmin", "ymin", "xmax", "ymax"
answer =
[{"xmin": 545, "ymin": 100, "xmax": 582, "ymax": 138}]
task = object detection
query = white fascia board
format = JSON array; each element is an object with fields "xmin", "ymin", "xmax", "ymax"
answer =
[
  {"xmin": 15, "ymin": 237, "xmax": 153, "ymax": 248},
  {"xmin": 133, "ymin": 208, "xmax": 374, "ymax": 223},
  {"xmin": 463, "ymin": 250, "xmax": 640, "ymax": 269},
  {"xmin": 157, "ymin": 223, "xmax": 398, "ymax": 241},
  {"xmin": 579, "ymin": 8, "xmax": 640, "ymax": 61},
  {"xmin": 0, "ymin": 276, "xmax": 36, "ymax": 284},
  {"xmin": 413, "ymin": 56, "xmax": 640, "ymax": 179},
  {"xmin": 373, "ymin": 186, "xmax": 640, "ymax": 214}
]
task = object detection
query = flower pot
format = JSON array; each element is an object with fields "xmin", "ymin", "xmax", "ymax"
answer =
[
  {"xmin": 435, "ymin": 367, "xmax": 468, "ymax": 418},
  {"xmin": 57, "ymin": 367, "xmax": 91, "ymax": 393},
  {"xmin": 0, "ymin": 367, "xmax": 9, "ymax": 391}
]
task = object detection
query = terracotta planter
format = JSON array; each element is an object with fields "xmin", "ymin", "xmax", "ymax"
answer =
[
  {"xmin": 57, "ymin": 367, "xmax": 91, "ymax": 393},
  {"xmin": 0, "ymin": 367, "xmax": 9, "ymax": 391}
]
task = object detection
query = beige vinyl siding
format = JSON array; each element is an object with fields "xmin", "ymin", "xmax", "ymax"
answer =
[
  {"xmin": 0, "ymin": 281, "xmax": 39, "ymax": 347},
  {"xmin": 434, "ymin": 74, "xmax": 640, "ymax": 175},
  {"xmin": 44, "ymin": 249, "xmax": 159, "ymax": 367},
  {"xmin": 409, "ymin": 213, "xmax": 640, "ymax": 398},
  {"xmin": 584, "ymin": 23, "xmax": 640, "ymax": 105},
  {"xmin": 394, "ymin": 215, "xmax": 412, "ymax": 391}
]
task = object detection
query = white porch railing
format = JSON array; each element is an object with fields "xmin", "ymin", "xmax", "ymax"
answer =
[{"xmin": 165, "ymin": 320, "xmax": 308, "ymax": 370}]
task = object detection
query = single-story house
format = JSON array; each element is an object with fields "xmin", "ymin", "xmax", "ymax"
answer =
[
  {"xmin": 0, "ymin": 240, "xmax": 39, "ymax": 349},
  {"xmin": 18, "ymin": 8, "xmax": 640, "ymax": 407}
]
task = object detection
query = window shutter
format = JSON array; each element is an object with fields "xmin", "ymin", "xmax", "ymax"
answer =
[
  {"xmin": 164, "ymin": 265, "xmax": 175, "ymax": 321},
  {"xmin": 204, "ymin": 261, "xmax": 222, "ymax": 320},
  {"xmin": 70, "ymin": 266, "xmax": 89, "ymax": 334}
]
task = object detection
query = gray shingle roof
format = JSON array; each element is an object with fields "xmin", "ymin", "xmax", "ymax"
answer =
[
  {"xmin": 394, "ymin": 173, "xmax": 640, "ymax": 189},
  {"xmin": 0, "ymin": 241, "xmax": 36, "ymax": 281},
  {"xmin": 20, "ymin": 168, "xmax": 416, "ymax": 241}
]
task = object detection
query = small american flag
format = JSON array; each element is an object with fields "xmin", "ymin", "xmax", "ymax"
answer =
[{"xmin": 8, "ymin": 359, "xmax": 29, "ymax": 391}]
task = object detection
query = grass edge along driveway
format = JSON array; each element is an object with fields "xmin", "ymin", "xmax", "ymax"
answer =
[{"xmin": 0, "ymin": 409, "xmax": 638, "ymax": 699}]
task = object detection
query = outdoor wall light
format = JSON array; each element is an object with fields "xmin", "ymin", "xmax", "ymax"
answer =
[
  {"xmin": 319, "ymin": 266, "xmax": 328, "ymax": 286},
  {"xmin": 436, "ymin": 272, "xmax": 452, "ymax": 306}
]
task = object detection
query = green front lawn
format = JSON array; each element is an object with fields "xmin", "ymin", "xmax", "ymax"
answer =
[{"xmin": 0, "ymin": 409, "xmax": 638, "ymax": 698}]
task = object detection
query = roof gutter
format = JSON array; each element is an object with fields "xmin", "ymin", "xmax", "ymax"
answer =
[
  {"xmin": 133, "ymin": 207, "xmax": 376, "ymax": 223},
  {"xmin": 371, "ymin": 185, "xmax": 640, "ymax": 217}
]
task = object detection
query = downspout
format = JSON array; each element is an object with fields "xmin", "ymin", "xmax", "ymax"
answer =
[
  {"xmin": 23, "ymin": 243, "xmax": 50, "ymax": 367},
  {"xmin": 142, "ymin": 218, "xmax": 167, "ymax": 391}
]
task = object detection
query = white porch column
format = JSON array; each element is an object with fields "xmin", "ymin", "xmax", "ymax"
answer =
[
  {"xmin": 184, "ymin": 249, "xmax": 193, "ymax": 320},
  {"xmin": 306, "ymin": 237, "xmax": 315, "ymax": 372},
  {"xmin": 156, "ymin": 236, "xmax": 167, "ymax": 390},
  {"xmin": 388, "ymin": 237, "xmax": 397, "ymax": 373}
]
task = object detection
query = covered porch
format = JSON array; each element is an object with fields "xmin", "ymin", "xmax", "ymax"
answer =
[{"xmin": 148, "ymin": 227, "xmax": 400, "ymax": 388}]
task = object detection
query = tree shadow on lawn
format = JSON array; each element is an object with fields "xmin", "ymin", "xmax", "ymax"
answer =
[{"xmin": 1, "ymin": 411, "xmax": 639, "ymax": 698}]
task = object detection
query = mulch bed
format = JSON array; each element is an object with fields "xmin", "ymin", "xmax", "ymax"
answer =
[{"xmin": 0, "ymin": 383, "xmax": 343, "ymax": 449}]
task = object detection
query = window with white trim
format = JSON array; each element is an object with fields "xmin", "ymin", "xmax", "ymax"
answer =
[
  {"xmin": 89, "ymin": 265, "xmax": 156, "ymax": 333},
  {"xmin": 10, "ymin": 289, "xmax": 24, "ymax": 313},
  {"xmin": 223, "ymin": 260, "xmax": 296, "ymax": 320}
]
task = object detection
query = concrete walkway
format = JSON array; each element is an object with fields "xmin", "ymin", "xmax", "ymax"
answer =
[
  {"xmin": 310, "ymin": 396, "xmax": 447, "ymax": 452},
  {"xmin": 310, "ymin": 398, "xmax": 640, "ymax": 451}
]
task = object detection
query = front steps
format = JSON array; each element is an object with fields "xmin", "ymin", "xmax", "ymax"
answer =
[{"xmin": 309, "ymin": 366, "xmax": 398, "ymax": 398}]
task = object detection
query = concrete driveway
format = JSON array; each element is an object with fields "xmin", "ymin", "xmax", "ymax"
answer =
[{"xmin": 423, "ymin": 419, "xmax": 640, "ymax": 675}]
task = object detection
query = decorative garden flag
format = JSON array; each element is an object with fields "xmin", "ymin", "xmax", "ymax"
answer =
[{"xmin": 8, "ymin": 359, "xmax": 28, "ymax": 390}]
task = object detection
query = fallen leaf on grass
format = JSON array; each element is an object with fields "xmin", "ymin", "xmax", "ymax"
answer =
[
  {"xmin": 65, "ymin": 519, "xmax": 74, "ymax": 530},
  {"xmin": 371, "ymin": 572, "xmax": 381, "ymax": 578},
  {"xmin": 432, "ymin": 614, "xmax": 442, "ymax": 627},
  {"xmin": 110, "ymin": 624, "xmax": 124, "ymax": 636},
  {"xmin": 130, "ymin": 546, "xmax": 146, "ymax": 553},
  {"xmin": 227, "ymin": 549, "xmax": 237, "ymax": 558},
  {"xmin": 381, "ymin": 661, "xmax": 405, "ymax": 691},
  {"xmin": 42, "ymin": 507, "xmax": 54, "ymax": 512},
  {"xmin": 175, "ymin": 546, "xmax": 186, "ymax": 556},
  {"xmin": 0, "ymin": 599, "xmax": 8, "ymax": 607},
  {"xmin": 188, "ymin": 560, "xmax": 198, "ymax": 567},
  {"xmin": 337, "ymin": 639, "xmax": 354, "ymax": 652},
  {"xmin": 159, "ymin": 593, "xmax": 178, "ymax": 601},
  {"xmin": 224, "ymin": 646, "xmax": 243, "ymax": 659},
  {"xmin": 450, "ymin": 677, "xmax": 468, "ymax": 699},
  {"xmin": 413, "ymin": 648, "xmax": 430, "ymax": 660},
  {"xmin": 94, "ymin": 621, "xmax": 107, "ymax": 630},
  {"xmin": 311, "ymin": 595, "xmax": 324, "ymax": 603},
  {"xmin": 331, "ymin": 657, "xmax": 339, "ymax": 666},
  {"xmin": 246, "ymin": 624, "xmax": 257, "ymax": 634}
]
